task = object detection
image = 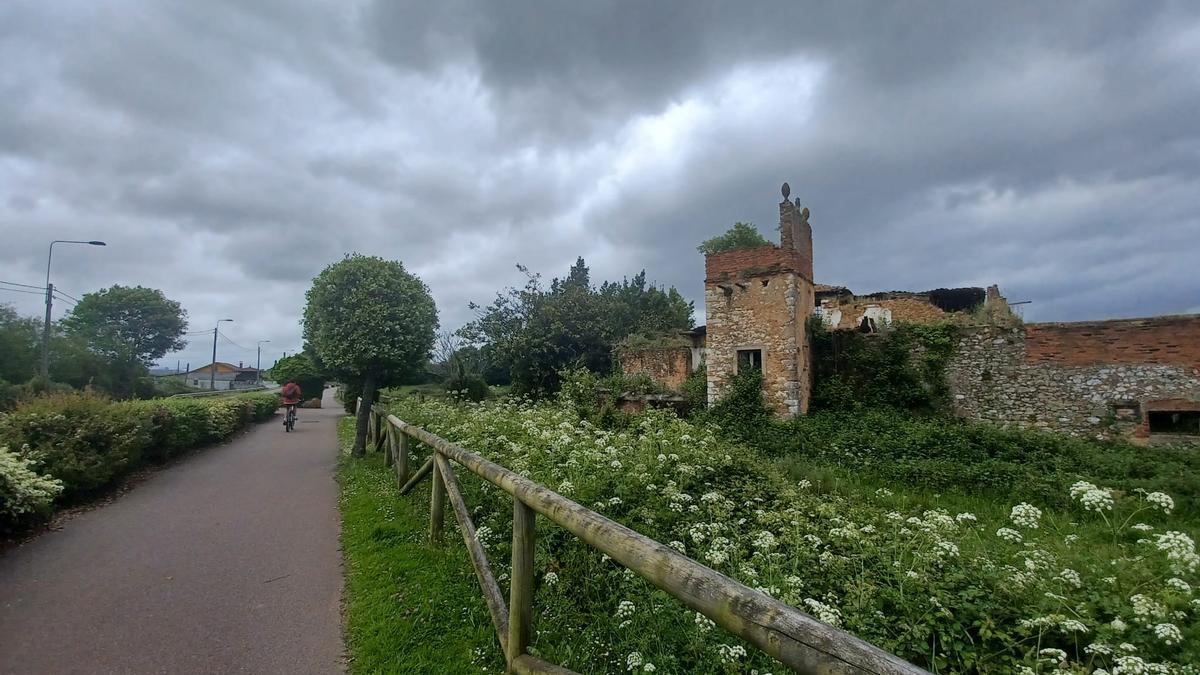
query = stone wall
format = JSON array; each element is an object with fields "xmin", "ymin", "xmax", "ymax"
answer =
[
  {"xmin": 946, "ymin": 320, "xmax": 1200, "ymax": 441},
  {"xmin": 618, "ymin": 346, "xmax": 693, "ymax": 392}
]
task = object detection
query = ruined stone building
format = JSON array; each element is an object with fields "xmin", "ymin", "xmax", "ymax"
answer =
[
  {"xmin": 619, "ymin": 183, "xmax": 1200, "ymax": 441},
  {"xmin": 702, "ymin": 188, "xmax": 815, "ymax": 415}
]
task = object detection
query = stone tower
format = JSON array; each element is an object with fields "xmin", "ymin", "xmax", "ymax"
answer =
[{"xmin": 704, "ymin": 184, "xmax": 815, "ymax": 416}]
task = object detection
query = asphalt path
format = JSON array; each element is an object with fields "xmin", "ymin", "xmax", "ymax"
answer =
[{"xmin": 0, "ymin": 390, "xmax": 344, "ymax": 674}]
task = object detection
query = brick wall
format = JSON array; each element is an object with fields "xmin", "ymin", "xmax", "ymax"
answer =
[
  {"xmin": 946, "ymin": 321, "xmax": 1200, "ymax": 442},
  {"xmin": 618, "ymin": 347, "xmax": 693, "ymax": 392},
  {"xmin": 1026, "ymin": 315, "xmax": 1200, "ymax": 370},
  {"xmin": 705, "ymin": 246, "xmax": 812, "ymax": 284}
]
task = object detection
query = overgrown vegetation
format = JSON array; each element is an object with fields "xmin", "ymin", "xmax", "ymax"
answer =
[
  {"xmin": 696, "ymin": 221, "xmax": 771, "ymax": 255},
  {"xmin": 376, "ymin": 394, "xmax": 1199, "ymax": 672},
  {"xmin": 808, "ymin": 317, "xmax": 958, "ymax": 413},
  {"xmin": 0, "ymin": 391, "xmax": 279, "ymax": 530},
  {"xmin": 460, "ymin": 259, "xmax": 692, "ymax": 396}
]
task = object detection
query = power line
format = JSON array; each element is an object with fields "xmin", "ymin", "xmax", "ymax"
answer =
[
  {"xmin": 218, "ymin": 330, "xmax": 250, "ymax": 351},
  {"xmin": 0, "ymin": 280, "xmax": 46, "ymax": 291},
  {"xmin": 0, "ymin": 287, "xmax": 47, "ymax": 297},
  {"xmin": 53, "ymin": 288, "xmax": 82, "ymax": 303}
]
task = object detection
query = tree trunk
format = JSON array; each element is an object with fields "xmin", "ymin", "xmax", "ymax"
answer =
[{"xmin": 352, "ymin": 371, "xmax": 377, "ymax": 457}]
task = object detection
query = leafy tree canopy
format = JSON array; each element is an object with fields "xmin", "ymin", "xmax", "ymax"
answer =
[
  {"xmin": 696, "ymin": 221, "xmax": 771, "ymax": 255},
  {"xmin": 0, "ymin": 304, "xmax": 40, "ymax": 384},
  {"xmin": 303, "ymin": 254, "xmax": 437, "ymax": 455},
  {"xmin": 61, "ymin": 285, "xmax": 188, "ymax": 366},
  {"xmin": 460, "ymin": 257, "xmax": 693, "ymax": 395}
]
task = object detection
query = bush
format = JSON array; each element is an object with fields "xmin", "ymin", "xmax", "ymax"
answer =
[
  {"xmin": 0, "ymin": 391, "xmax": 280, "ymax": 515},
  {"xmin": 1, "ymin": 445, "xmax": 64, "ymax": 530},
  {"xmin": 445, "ymin": 374, "xmax": 489, "ymax": 402}
]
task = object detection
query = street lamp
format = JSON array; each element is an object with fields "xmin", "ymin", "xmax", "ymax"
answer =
[
  {"xmin": 256, "ymin": 340, "xmax": 271, "ymax": 385},
  {"xmin": 42, "ymin": 239, "xmax": 107, "ymax": 379},
  {"xmin": 211, "ymin": 319, "xmax": 234, "ymax": 391}
]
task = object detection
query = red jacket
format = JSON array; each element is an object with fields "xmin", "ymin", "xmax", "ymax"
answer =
[{"xmin": 282, "ymin": 383, "xmax": 302, "ymax": 405}]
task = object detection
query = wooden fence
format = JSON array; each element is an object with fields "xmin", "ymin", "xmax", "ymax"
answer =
[{"xmin": 365, "ymin": 403, "xmax": 929, "ymax": 675}]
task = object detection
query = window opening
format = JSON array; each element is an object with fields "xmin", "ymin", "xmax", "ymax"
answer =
[{"xmin": 737, "ymin": 349, "xmax": 763, "ymax": 373}]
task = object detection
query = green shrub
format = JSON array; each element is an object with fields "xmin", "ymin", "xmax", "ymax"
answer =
[
  {"xmin": 1, "ymin": 445, "xmax": 64, "ymax": 530},
  {"xmin": 680, "ymin": 365, "xmax": 708, "ymax": 412},
  {"xmin": 0, "ymin": 391, "xmax": 280, "ymax": 508},
  {"xmin": 445, "ymin": 374, "xmax": 489, "ymax": 402},
  {"xmin": 0, "ymin": 392, "xmax": 150, "ymax": 498}
]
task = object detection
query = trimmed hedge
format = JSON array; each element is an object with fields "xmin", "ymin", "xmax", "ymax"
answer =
[{"xmin": 0, "ymin": 391, "xmax": 279, "ymax": 529}]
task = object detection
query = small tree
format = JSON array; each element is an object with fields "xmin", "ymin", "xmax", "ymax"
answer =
[
  {"xmin": 696, "ymin": 221, "xmax": 770, "ymax": 255},
  {"xmin": 303, "ymin": 255, "xmax": 438, "ymax": 456}
]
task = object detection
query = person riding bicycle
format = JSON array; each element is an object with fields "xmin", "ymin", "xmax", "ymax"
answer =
[{"xmin": 282, "ymin": 380, "xmax": 302, "ymax": 412}]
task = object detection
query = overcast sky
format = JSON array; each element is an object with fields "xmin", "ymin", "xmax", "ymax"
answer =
[{"xmin": 3, "ymin": 1, "xmax": 1199, "ymax": 371}]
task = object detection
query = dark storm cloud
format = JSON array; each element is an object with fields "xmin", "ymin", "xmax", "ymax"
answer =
[{"xmin": 2, "ymin": 1, "xmax": 1198, "ymax": 370}]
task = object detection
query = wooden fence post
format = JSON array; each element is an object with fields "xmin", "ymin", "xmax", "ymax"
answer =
[
  {"xmin": 374, "ymin": 412, "xmax": 385, "ymax": 453},
  {"xmin": 430, "ymin": 453, "xmax": 445, "ymax": 544},
  {"xmin": 396, "ymin": 432, "xmax": 410, "ymax": 485},
  {"xmin": 384, "ymin": 425, "xmax": 395, "ymax": 467},
  {"xmin": 508, "ymin": 499, "xmax": 536, "ymax": 667}
]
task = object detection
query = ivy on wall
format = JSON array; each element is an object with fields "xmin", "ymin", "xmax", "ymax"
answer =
[{"xmin": 807, "ymin": 317, "xmax": 958, "ymax": 414}]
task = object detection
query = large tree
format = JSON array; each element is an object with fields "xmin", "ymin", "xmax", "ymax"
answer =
[
  {"xmin": 461, "ymin": 258, "xmax": 693, "ymax": 394},
  {"xmin": 303, "ymin": 255, "xmax": 438, "ymax": 456},
  {"xmin": 61, "ymin": 285, "xmax": 188, "ymax": 366}
]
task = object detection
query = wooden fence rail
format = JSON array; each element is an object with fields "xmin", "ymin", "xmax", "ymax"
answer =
[{"xmin": 364, "ymin": 402, "xmax": 928, "ymax": 675}]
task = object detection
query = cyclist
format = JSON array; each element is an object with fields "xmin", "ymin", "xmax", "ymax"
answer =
[{"xmin": 281, "ymin": 380, "xmax": 302, "ymax": 429}]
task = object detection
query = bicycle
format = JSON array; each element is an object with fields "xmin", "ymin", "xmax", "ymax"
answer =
[{"xmin": 283, "ymin": 403, "xmax": 297, "ymax": 432}]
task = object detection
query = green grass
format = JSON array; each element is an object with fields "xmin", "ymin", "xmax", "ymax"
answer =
[{"xmin": 337, "ymin": 417, "xmax": 506, "ymax": 674}]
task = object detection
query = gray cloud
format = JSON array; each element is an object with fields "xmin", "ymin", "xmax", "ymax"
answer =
[{"xmin": 2, "ymin": 0, "xmax": 1198, "ymax": 372}]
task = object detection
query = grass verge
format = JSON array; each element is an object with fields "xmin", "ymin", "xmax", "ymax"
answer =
[{"xmin": 337, "ymin": 417, "xmax": 506, "ymax": 674}]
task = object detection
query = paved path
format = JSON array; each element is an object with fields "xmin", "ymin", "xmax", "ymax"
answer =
[{"xmin": 0, "ymin": 390, "xmax": 344, "ymax": 675}]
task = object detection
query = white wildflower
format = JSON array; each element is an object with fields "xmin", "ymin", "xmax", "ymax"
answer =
[
  {"xmin": 752, "ymin": 531, "xmax": 777, "ymax": 550},
  {"xmin": 1038, "ymin": 647, "xmax": 1067, "ymax": 663},
  {"xmin": 955, "ymin": 512, "xmax": 977, "ymax": 523},
  {"xmin": 617, "ymin": 600, "xmax": 635, "ymax": 618},
  {"xmin": 1153, "ymin": 622, "xmax": 1182, "ymax": 645},
  {"xmin": 1010, "ymin": 503, "xmax": 1042, "ymax": 529},
  {"xmin": 544, "ymin": 572, "xmax": 559, "ymax": 586},
  {"xmin": 996, "ymin": 527, "xmax": 1024, "ymax": 543},
  {"xmin": 1055, "ymin": 568, "xmax": 1082, "ymax": 588},
  {"xmin": 626, "ymin": 652, "xmax": 643, "ymax": 670},
  {"xmin": 668, "ymin": 540, "xmax": 686, "ymax": 554},
  {"xmin": 1166, "ymin": 577, "xmax": 1191, "ymax": 594},
  {"xmin": 717, "ymin": 644, "xmax": 746, "ymax": 663},
  {"xmin": 1069, "ymin": 481, "xmax": 1114, "ymax": 512},
  {"xmin": 802, "ymin": 598, "xmax": 843, "ymax": 627},
  {"xmin": 1058, "ymin": 619, "xmax": 1088, "ymax": 633},
  {"xmin": 1145, "ymin": 491, "xmax": 1174, "ymax": 513},
  {"xmin": 874, "ymin": 487, "xmax": 893, "ymax": 497},
  {"xmin": 694, "ymin": 612, "xmax": 715, "ymax": 632},
  {"xmin": 1132, "ymin": 523, "xmax": 1154, "ymax": 532}
]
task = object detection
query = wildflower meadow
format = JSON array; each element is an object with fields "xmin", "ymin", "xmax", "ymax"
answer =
[{"xmin": 379, "ymin": 395, "xmax": 1200, "ymax": 673}]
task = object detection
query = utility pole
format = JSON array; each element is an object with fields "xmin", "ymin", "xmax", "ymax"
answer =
[
  {"xmin": 256, "ymin": 340, "xmax": 271, "ymax": 385},
  {"xmin": 42, "ymin": 239, "xmax": 106, "ymax": 379},
  {"xmin": 211, "ymin": 319, "xmax": 233, "ymax": 390}
]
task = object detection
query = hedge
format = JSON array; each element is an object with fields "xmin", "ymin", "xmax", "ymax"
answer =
[{"xmin": 0, "ymin": 391, "xmax": 279, "ymax": 530}]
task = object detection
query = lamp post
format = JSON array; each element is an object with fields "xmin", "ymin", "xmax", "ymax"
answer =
[
  {"xmin": 256, "ymin": 340, "xmax": 271, "ymax": 385},
  {"xmin": 211, "ymin": 319, "xmax": 234, "ymax": 390},
  {"xmin": 42, "ymin": 239, "xmax": 106, "ymax": 379}
]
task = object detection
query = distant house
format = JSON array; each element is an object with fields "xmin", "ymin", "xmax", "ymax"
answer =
[{"xmin": 182, "ymin": 362, "xmax": 263, "ymax": 391}]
